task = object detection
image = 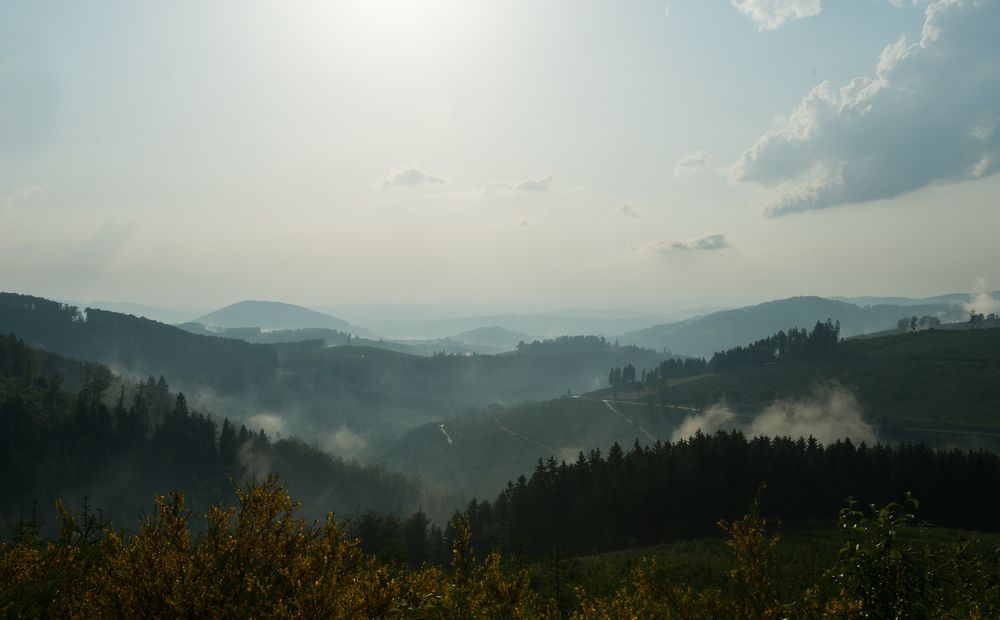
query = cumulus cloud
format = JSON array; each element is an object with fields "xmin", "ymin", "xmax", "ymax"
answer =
[
  {"xmin": 622, "ymin": 204, "xmax": 639, "ymax": 219},
  {"xmin": 731, "ymin": 0, "xmax": 822, "ymax": 30},
  {"xmin": 733, "ymin": 0, "xmax": 1000, "ymax": 216},
  {"xmin": 381, "ymin": 167, "xmax": 446, "ymax": 190},
  {"xmin": 674, "ymin": 151, "xmax": 713, "ymax": 177},
  {"xmin": 485, "ymin": 175, "xmax": 553, "ymax": 194}
]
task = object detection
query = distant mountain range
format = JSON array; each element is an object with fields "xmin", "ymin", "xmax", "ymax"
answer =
[
  {"xmin": 175, "ymin": 322, "xmax": 507, "ymax": 356},
  {"xmin": 360, "ymin": 313, "xmax": 677, "ymax": 341},
  {"xmin": 195, "ymin": 300, "xmax": 375, "ymax": 337},
  {"xmin": 86, "ymin": 301, "xmax": 206, "ymax": 324},
  {"xmin": 621, "ymin": 296, "xmax": 966, "ymax": 357},
  {"xmin": 832, "ymin": 292, "xmax": 998, "ymax": 307},
  {"xmin": 447, "ymin": 326, "xmax": 535, "ymax": 351}
]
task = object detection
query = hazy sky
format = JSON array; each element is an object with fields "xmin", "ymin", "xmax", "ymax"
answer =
[{"xmin": 1, "ymin": 0, "xmax": 998, "ymax": 312}]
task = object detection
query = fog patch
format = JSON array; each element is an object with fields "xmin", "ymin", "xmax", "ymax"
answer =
[
  {"xmin": 238, "ymin": 440, "xmax": 273, "ymax": 481},
  {"xmin": 750, "ymin": 383, "xmax": 876, "ymax": 445},
  {"xmin": 671, "ymin": 403, "xmax": 738, "ymax": 441},
  {"xmin": 321, "ymin": 424, "xmax": 369, "ymax": 460},
  {"xmin": 557, "ymin": 446, "xmax": 584, "ymax": 464},
  {"xmin": 964, "ymin": 276, "xmax": 1000, "ymax": 317},
  {"xmin": 247, "ymin": 413, "xmax": 286, "ymax": 437},
  {"xmin": 672, "ymin": 383, "xmax": 877, "ymax": 445}
]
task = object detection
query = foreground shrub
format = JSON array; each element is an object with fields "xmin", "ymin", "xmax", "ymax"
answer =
[{"xmin": 2, "ymin": 478, "xmax": 998, "ymax": 618}]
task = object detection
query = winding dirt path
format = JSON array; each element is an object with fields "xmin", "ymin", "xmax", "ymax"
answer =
[
  {"xmin": 601, "ymin": 399, "xmax": 658, "ymax": 442},
  {"xmin": 438, "ymin": 423, "xmax": 454, "ymax": 445},
  {"xmin": 494, "ymin": 417, "xmax": 556, "ymax": 453}
]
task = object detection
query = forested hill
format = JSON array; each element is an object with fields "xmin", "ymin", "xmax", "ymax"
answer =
[
  {"xmin": 641, "ymin": 326, "xmax": 1000, "ymax": 436},
  {"xmin": 453, "ymin": 432, "xmax": 1000, "ymax": 560},
  {"xmin": 0, "ymin": 292, "xmax": 277, "ymax": 394},
  {"xmin": 195, "ymin": 300, "xmax": 373, "ymax": 337},
  {"xmin": 0, "ymin": 293, "xmax": 673, "ymax": 451},
  {"xmin": 622, "ymin": 296, "xmax": 955, "ymax": 356},
  {"xmin": 0, "ymin": 334, "xmax": 424, "ymax": 531},
  {"xmin": 384, "ymin": 324, "xmax": 1000, "ymax": 501}
]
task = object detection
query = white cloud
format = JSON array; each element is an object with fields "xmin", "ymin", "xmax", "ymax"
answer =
[
  {"xmin": 733, "ymin": 0, "xmax": 1000, "ymax": 216},
  {"xmin": 0, "ymin": 185, "xmax": 43, "ymax": 211},
  {"xmin": 381, "ymin": 167, "xmax": 446, "ymax": 190},
  {"xmin": 674, "ymin": 151, "xmax": 713, "ymax": 177},
  {"xmin": 731, "ymin": 0, "xmax": 822, "ymax": 30},
  {"xmin": 516, "ymin": 176, "xmax": 552, "ymax": 192},
  {"xmin": 635, "ymin": 233, "xmax": 730, "ymax": 253},
  {"xmin": 485, "ymin": 175, "xmax": 553, "ymax": 194},
  {"xmin": 668, "ymin": 233, "xmax": 731, "ymax": 251},
  {"xmin": 621, "ymin": 204, "xmax": 639, "ymax": 219}
]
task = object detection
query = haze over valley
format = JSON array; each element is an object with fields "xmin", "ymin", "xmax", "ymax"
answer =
[{"xmin": 3, "ymin": 1, "xmax": 1000, "ymax": 616}]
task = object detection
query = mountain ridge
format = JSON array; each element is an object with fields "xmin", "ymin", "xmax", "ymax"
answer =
[{"xmin": 195, "ymin": 300, "xmax": 375, "ymax": 337}]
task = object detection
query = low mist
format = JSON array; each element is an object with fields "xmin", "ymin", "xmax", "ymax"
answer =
[
  {"xmin": 321, "ymin": 424, "xmax": 370, "ymax": 460},
  {"xmin": 965, "ymin": 276, "xmax": 1000, "ymax": 317},
  {"xmin": 671, "ymin": 382, "xmax": 877, "ymax": 445}
]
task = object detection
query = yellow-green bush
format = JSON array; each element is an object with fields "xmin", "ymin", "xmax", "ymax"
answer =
[{"xmin": 2, "ymin": 477, "xmax": 997, "ymax": 619}]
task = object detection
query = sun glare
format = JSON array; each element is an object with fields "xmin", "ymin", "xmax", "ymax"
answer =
[{"xmin": 341, "ymin": 0, "xmax": 464, "ymax": 57}]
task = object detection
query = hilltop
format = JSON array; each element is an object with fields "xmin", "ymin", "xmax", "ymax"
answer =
[
  {"xmin": 621, "ymin": 295, "xmax": 959, "ymax": 356},
  {"xmin": 447, "ymin": 326, "xmax": 535, "ymax": 351},
  {"xmin": 383, "ymin": 326, "xmax": 1000, "ymax": 500},
  {"xmin": 195, "ymin": 300, "xmax": 374, "ymax": 336}
]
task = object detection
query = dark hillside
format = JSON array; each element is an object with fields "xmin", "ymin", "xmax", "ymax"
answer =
[
  {"xmin": 0, "ymin": 336, "xmax": 422, "ymax": 530},
  {"xmin": 622, "ymin": 296, "xmax": 956, "ymax": 356},
  {"xmin": 0, "ymin": 293, "xmax": 277, "ymax": 394}
]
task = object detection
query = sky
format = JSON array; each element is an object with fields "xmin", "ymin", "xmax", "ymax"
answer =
[{"xmin": 1, "ymin": 0, "xmax": 998, "ymax": 314}]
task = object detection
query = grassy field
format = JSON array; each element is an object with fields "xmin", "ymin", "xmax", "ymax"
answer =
[
  {"xmin": 384, "ymin": 328, "xmax": 1000, "ymax": 501},
  {"xmin": 526, "ymin": 520, "xmax": 1000, "ymax": 608},
  {"xmin": 618, "ymin": 327, "xmax": 1000, "ymax": 436},
  {"xmin": 379, "ymin": 397, "xmax": 654, "ymax": 501}
]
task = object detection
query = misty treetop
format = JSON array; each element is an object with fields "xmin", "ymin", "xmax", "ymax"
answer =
[
  {"xmin": 606, "ymin": 321, "xmax": 840, "ymax": 392},
  {"xmin": 1, "ymin": 293, "xmax": 675, "ymax": 445},
  {"xmin": 0, "ymin": 338, "xmax": 422, "ymax": 531}
]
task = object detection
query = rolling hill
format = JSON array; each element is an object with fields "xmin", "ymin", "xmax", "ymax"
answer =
[
  {"xmin": 447, "ymin": 326, "xmax": 534, "ymax": 351},
  {"xmin": 0, "ymin": 292, "xmax": 278, "ymax": 394},
  {"xmin": 832, "ymin": 291, "xmax": 999, "ymax": 307},
  {"xmin": 362, "ymin": 312, "xmax": 676, "ymax": 340},
  {"xmin": 621, "ymin": 296, "xmax": 960, "ymax": 356},
  {"xmin": 382, "ymin": 326, "xmax": 1000, "ymax": 500},
  {"xmin": 0, "ymin": 293, "xmax": 674, "ymax": 457},
  {"xmin": 195, "ymin": 300, "xmax": 375, "ymax": 336}
]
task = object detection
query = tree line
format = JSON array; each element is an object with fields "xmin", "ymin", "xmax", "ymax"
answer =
[
  {"xmin": 3, "ymin": 475, "xmax": 999, "ymax": 618},
  {"xmin": 0, "ymin": 293, "xmax": 278, "ymax": 394},
  {"xmin": 0, "ymin": 334, "xmax": 421, "ymax": 532},
  {"xmin": 608, "ymin": 320, "xmax": 842, "ymax": 393},
  {"xmin": 706, "ymin": 319, "xmax": 841, "ymax": 373},
  {"xmin": 435, "ymin": 432, "xmax": 1000, "ymax": 560}
]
